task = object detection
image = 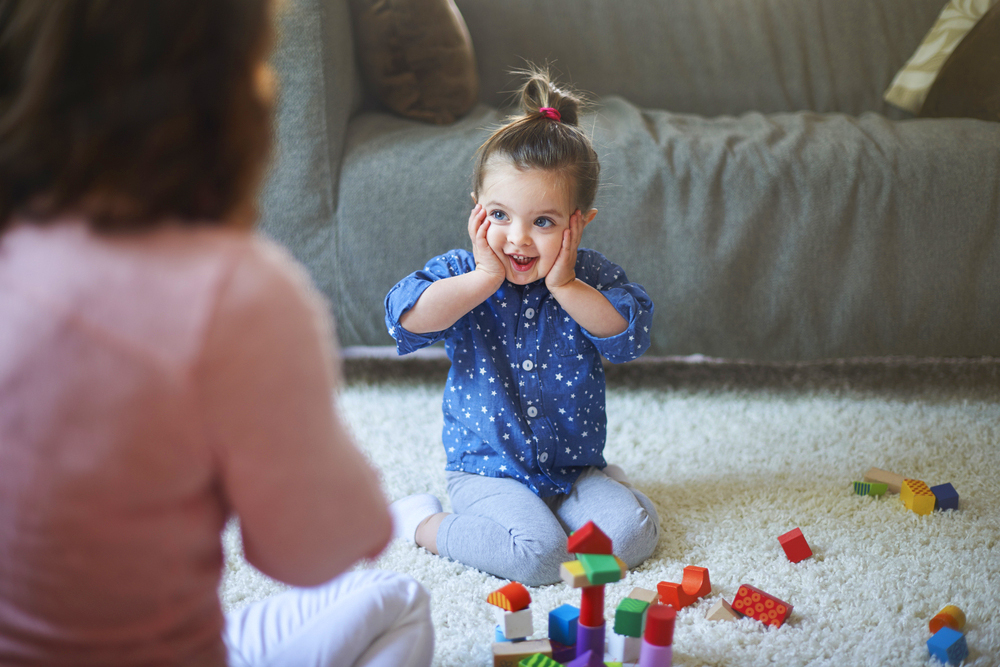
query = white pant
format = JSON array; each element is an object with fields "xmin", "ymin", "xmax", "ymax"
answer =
[{"xmin": 224, "ymin": 570, "xmax": 434, "ymax": 667}]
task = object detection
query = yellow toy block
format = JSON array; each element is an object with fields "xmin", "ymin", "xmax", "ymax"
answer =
[
  {"xmin": 560, "ymin": 560, "xmax": 589, "ymax": 588},
  {"xmin": 901, "ymin": 479, "xmax": 935, "ymax": 515}
]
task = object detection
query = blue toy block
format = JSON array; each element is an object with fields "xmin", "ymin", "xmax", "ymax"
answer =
[
  {"xmin": 548, "ymin": 603, "xmax": 579, "ymax": 646},
  {"xmin": 927, "ymin": 627, "xmax": 968, "ymax": 666},
  {"xmin": 930, "ymin": 483, "xmax": 959, "ymax": 511}
]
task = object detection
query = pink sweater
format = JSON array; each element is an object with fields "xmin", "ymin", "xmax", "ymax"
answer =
[{"xmin": 0, "ymin": 221, "xmax": 391, "ymax": 666}]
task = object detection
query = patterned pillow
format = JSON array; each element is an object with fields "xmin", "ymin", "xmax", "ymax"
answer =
[
  {"xmin": 920, "ymin": 2, "xmax": 1000, "ymax": 120},
  {"xmin": 883, "ymin": 0, "xmax": 998, "ymax": 114},
  {"xmin": 348, "ymin": 0, "xmax": 479, "ymax": 124}
]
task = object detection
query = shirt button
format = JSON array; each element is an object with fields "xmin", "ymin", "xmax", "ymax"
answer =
[
  {"xmin": 525, "ymin": 308, "xmax": 536, "ymax": 319},
  {"xmin": 527, "ymin": 406, "xmax": 538, "ymax": 418},
  {"xmin": 539, "ymin": 452, "xmax": 549, "ymax": 463},
  {"xmin": 522, "ymin": 359, "xmax": 534, "ymax": 371}
]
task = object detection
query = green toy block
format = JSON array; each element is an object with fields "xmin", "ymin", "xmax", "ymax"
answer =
[
  {"xmin": 577, "ymin": 553, "xmax": 623, "ymax": 585},
  {"xmin": 613, "ymin": 597, "xmax": 649, "ymax": 638},
  {"xmin": 852, "ymin": 481, "xmax": 888, "ymax": 496},
  {"xmin": 519, "ymin": 653, "xmax": 563, "ymax": 667}
]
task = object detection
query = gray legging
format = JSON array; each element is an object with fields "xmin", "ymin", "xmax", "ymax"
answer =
[{"xmin": 436, "ymin": 466, "xmax": 660, "ymax": 586}]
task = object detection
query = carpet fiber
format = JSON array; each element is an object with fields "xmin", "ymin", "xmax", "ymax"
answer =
[{"xmin": 221, "ymin": 356, "xmax": 1000, "ymax": 666}]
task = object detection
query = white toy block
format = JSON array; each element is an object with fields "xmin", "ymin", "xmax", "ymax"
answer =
[
  {"xmin": 494, "ymin": 606, "xmax": 533, "ymax": 640},
  {"xmin": 608, "ymin": 630, "xmax": 641, "ymax": 663}
]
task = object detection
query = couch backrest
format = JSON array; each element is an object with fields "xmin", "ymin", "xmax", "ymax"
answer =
[{"xmin": 457, "ymin": 0, "xmax": 949, "ymax": 116}]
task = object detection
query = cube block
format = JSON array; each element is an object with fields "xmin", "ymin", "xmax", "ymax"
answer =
[
  {"xmin": 495, "ymin": 607, "xmax": 533, "ymax": 640},
  {"xmin": 902, "ymin": 479, "xmax": 936, "ymax": 515},
  {"xmin": 548, "ymin": 604, "xmax": 579, "ymax": 646},
  {"xmin": 778, "ymin": 527, "xmax": 813, "ymax": 563},
  {"xmin": 608, "ymin": 631, "xmax": 642, "ymax": 663},
  {"xmin": 577, "ymin": 553, "xmax": 623, "ymax": 585},
  {"xmin": 613, "ymin": 596, "xmax": 649, "ymax": 637},
  {"xmin": 927, "ymin": 626, "xmax": 968, "ymax": 666},
  {"xmin": 930, "ymin": 483, "xmax": 959, "ymax": 511}
]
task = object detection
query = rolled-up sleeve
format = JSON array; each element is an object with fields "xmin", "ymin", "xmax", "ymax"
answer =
[
  {"xmin": 384, "ymin": 251, "xmax": 474, "ymax": 355},
  {"xmin": 577, "ymin": 250, "xmax": 654, "ymax": 363}
]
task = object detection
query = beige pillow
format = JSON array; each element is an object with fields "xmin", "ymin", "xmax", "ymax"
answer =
[
  {"xmin": 883, "ymin": 0, "xmax": 998, "ymax": 114},
  {"xmin": 920, "ymin": 2, "xmax": 1000, "ymax": 121},
  {"xmin": 348, "ymin": 0, "xmax": 479, "ymax": 124}
]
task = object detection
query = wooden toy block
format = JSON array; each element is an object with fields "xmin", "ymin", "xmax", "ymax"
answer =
[
  {"xmin": 852, "ymin": 481, "xmax": 888, "ymax": 496},
  {"xmin": 731, "ymin": 584, "xmax": 792, "ymax": 628},
  {"xmin": 657, "ymin": 565, "xmax": 711, "ymax": 609},
  {"xmin": 929, "ymin": 605, "xmax": 966, "ymax": 634},
  {"xmin": 705, "ymin": 598, "xmax": 739, "ymax": 622},
  {"xmin": 489, "ymin": 582, "xmax": 532, "ymax": 612},
  {"xmin": 575, "ymin": 620, "xmax": 606, "ymax": 665},
  {"xmin": 614, "ymin": 596, "xmax": 649, "ymax": 637},
  {"xmin": 778, "ymin": 527, "xmax": 813, "ymax": 563},
  {"xmin": 578, "ymin": 553, "xmax": 624, "ymax": 585},
  {"xmin": 627, "ymin": 587, "xmax": 659, "ymax": 605},
  {"xmin": 492, "ymin": 640, "xmax": 553, "ymax": 667},
  {"xmin": 643, "ymin": 604, "xmax": 676, "ymax": 647},
  {"xmin": 518, "ymin": 653, "xmax": 563, "ymax": 667},
  {"xmin": 550, "ymin": 639, "xmax": 575, "ymax": 663},
  {"xmin": 548, "ymin": 604, "xmax": 579, "ymax": 646},
  {"xmin": 567, "ymin": 521, "xmax": 613, "ymax": 555},
  {"xmin": 863, "ymin": 467, "xmax": 904, "ymax": 494},
  {"xmin": 901, "ymin": 479, "xmax": 935, "ymax": 515},
  {"xmin": 579, "ymin": 584, "xmax": 605, "ymax": 627},
  {"xmin": 930, "ymin": 483, "xmax": 959, "ymax": 511},
  {"xmin": 927, "ymin": 626, "xmax": 968, "ymax": 666},
  {"xmin": 495, "ymin": 607, "xmax": 534, "ymax": 640},
  {"xmin": 561, "ymin": 560, "xmax": 590, "ymax": 588},
  {"xmin": 608, "ymin": 630, "xmax": 641, "ymax": 662}
]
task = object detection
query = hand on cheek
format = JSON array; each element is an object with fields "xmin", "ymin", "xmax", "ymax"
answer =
[
  {"xmin": 468, "ymin": 204, "xmax": 506, "ymax": 283},
  {"xmin": 545, "ymin": 210, "xmax": 582, "ymax": 291}
]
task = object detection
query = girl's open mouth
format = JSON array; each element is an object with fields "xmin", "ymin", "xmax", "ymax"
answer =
[{"xmin": 509, "ymin": 254, "xmax": 537, "ymax": 272}]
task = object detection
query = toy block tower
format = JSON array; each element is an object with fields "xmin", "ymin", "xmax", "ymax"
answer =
[
  {"xmin": 927, "ymin": 627, "xmax": 968, "ymax": 666},
  {"xmin": 657, "ymin": 565, "xmax": 710, "ymax": 609},
  {"xmin": 778, "ymin": 527, "xmax": 813, "ymax": 563},
  {"xmin": 488, "ymin": 581, "xmax": 533, "ymax": 642},
  {"xmin": 561, "ymin": 521, "xmax": 625, "ymax": 667}
]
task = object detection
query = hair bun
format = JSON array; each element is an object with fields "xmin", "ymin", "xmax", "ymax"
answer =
[{"xmin": 518, "ymin": 66, "xmax": 582, "ymax": 126}]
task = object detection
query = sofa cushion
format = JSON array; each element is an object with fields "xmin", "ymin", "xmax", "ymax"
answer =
[
  {"xmin": 919, "ymin": 2, "xmax": 1000, "ymax": 120},
  {"xmin": 347, "ymin": 0, "xmax": 478, "ymax": 124},
  {"xmin": 883, "ymin": 0, "xmax": 998, "ymax": 114}
]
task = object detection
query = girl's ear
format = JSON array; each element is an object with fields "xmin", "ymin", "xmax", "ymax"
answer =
[
  {"xmin": 470, "ymin": 192, "xmax": 478, "ymax": 204},
  {"xmin": 580, "ymin": 208, "xmax": 598, "ymax": 229}
]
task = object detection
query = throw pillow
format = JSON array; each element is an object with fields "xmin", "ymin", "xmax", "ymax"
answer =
[
  {"xmin": 348, "ymin": 0, "xmax": 479, "ymax": 124},
  {"xmin": 920, "ymin": 2, "xmax": 1000, "ymax": 120},
  {"xmin": 883, "ymin": 0, "xmax": 998, "ymax": 114}
]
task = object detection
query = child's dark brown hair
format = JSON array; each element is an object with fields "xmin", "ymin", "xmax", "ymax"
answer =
[
  {"xmin": 473, "ymin": 66, "xmax": 600, "ymax": 213},
  {"xmin": 0, "ymin": 0, "xmax": 275, "ymax": 232}
]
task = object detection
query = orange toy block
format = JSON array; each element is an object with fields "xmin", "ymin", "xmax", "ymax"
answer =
[
  {"xmin": 657, "ymin": 566, "xmax": 711, "ymax": 609},
  {"xmin": 901, "ymin": 479, "xmax": 935, "ymax": 516},
  {"xmin": 567, "ymin": 521, "xmax": 612, "ymax": 555},
  {"xmin": 731, "ymin": 584, "xmax": 792, "ymax": 628},
  {"xmin": 488, "ymin": 582, "xmax": 532, "ymax": 612},
  {"xmin": 929, "ymin": 605, "xmax": 966, "ymax": 634}
]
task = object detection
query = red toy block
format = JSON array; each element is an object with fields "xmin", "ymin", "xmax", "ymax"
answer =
[
  {"xmin": 778, "ymin": 527, "xmax": 812, "ymax": 563},
  {"xmin": 579, "ymin": 584, "xmax": 605, "ymax": 627},
  {"xmin": 567, "ymin": 521, "xmax": 612, "ymax": 555},
  {"xmin": 731, "ymin": 584, "xmax": 792, "ymax": 627},
  {"xmin": 657, "ymin": 565, "xmax": 711, "ymax": 609},
  {"xmin": 487, "ymin": 581, "xmax": 532, "ymax": 612},
  {"xmin": 644, "ymin": 604, "xmax": 676, "ymax": 647}
]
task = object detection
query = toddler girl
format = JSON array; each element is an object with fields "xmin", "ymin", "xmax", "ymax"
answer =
[
  {"xmin": 386, "ymin": 68, "xmax": 660, "ymax": 586},
  {"xmin": 0, "ymin": 2, "xmax": 432, "ymax": 665}
]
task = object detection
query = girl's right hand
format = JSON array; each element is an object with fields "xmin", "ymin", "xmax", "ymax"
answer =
[{"xmin": 468, "ymin": 204, "xmax": 506, "ymax": 285}]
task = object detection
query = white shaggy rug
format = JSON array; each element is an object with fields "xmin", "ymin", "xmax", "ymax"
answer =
[{"xmin": 221, "ymin": 355, "xmax": 1000, "ymax": 667}]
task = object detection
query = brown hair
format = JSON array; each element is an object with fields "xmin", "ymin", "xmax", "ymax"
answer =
[
  {"xmin": 0, "ymin": 0, "xmax": 275, "ymax": 233},
  {"xmin": 473, "ymin": 66, "xmax": 599, "ymax": 212}
]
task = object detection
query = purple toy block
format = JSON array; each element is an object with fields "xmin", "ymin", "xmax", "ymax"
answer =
[
  {"xmin": 565, "ymin": 650, "xmax": 594, "ymax": 667},
  {"xmin": 639, "ymin": 639, "xmax": 673, "ymax": 667},
  {"xmin": 575, "ymin": 621, "xmax": 606, "ymax": 667}
]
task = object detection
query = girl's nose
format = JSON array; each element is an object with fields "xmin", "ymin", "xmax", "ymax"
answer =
[{"xmin": 509, "ymin": 220, "xmax": 532, "ymax": 246}]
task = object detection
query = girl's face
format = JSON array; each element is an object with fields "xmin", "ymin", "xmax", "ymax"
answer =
[{"xmin": 477, "ymin": 161, "xmax": 581, "ymax": 285}]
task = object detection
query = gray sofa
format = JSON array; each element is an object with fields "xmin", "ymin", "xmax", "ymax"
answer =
[{"xmin": 259, "ymin": 0, "xmax": 1000, "ymax": 361}]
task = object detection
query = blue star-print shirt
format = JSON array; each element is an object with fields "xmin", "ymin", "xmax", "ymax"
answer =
[{"xmin": 385, "ymin": 248, "xmax": 653, "ymax": 497}]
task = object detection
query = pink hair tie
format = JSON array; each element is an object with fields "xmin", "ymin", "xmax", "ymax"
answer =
[{"xmin": 539, "ymin": 107, "xmax": 561, "ymax": 122}]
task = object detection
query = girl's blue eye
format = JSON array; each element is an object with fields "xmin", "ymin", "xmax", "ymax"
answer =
[
  {"xmin": 490, "ymin": 210, "xmax": 508, "ymax": 222},
  {"xmin": 534, "ymin": 218, "xmax": 554, "ymax": 228}
]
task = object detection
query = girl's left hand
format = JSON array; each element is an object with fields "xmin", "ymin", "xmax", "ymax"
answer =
[{"xmin": 546, "ymin": 210, "xmax": 583, "ymax": 292}]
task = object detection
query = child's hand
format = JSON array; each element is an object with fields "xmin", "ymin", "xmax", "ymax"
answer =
[
  {"xmin": 546, "ymin": 209, "xmax": 584, "ymax": 292},
  {"xmin": 468, "ymin": 204, "xmax": 505, "ymax": 284}
]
